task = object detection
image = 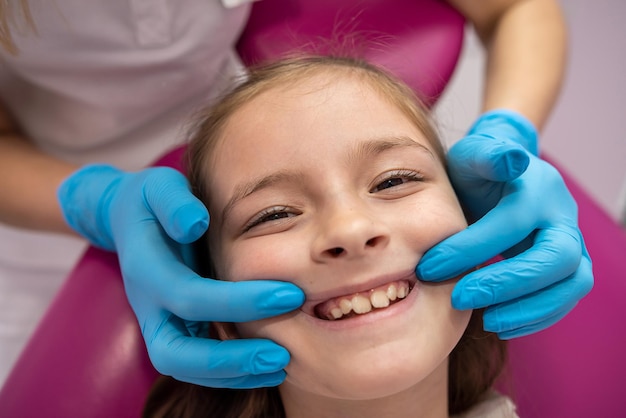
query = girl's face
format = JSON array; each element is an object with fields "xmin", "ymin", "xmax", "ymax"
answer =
[{"xmin": 204, "ymin": 73, "xmax": 471, "ymax": 406}]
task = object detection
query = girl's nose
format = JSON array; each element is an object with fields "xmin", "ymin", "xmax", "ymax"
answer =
[{"xmin": 311, "ymin": 201, "xmax": 390, "ymax": 262}]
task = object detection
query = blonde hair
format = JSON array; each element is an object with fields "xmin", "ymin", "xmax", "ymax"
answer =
[{"xmin": 144, "ymin": 56, "xmax": 507, "ymax": 418}]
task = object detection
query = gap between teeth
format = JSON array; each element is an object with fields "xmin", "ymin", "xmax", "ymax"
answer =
[{"xmin": 316, "ymin": 281, "xmax": 411, "ymax": 321}]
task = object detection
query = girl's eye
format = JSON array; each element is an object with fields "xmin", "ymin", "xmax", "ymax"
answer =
[
  {"xmin": 371, "ymin": 170, "xmax": 424, "ymax": 193},
  {"xmin": 376, "ymin": 177, "xmax": 405, "ymax": 190},
  {"xmin": 244, "ymin": 206, "xmax": 298, "ymax": 231},
  {"xmin": 262, "ymin": 212, "xmax": 290, "ymax": 222}
]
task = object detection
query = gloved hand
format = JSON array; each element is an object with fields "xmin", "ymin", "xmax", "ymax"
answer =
[
  {"xmin": 58, "ymin": 164, "xmax": 304, "ymax": 388},
  {"xmin": 416, "ymin": 109, "xmax": 593, "ymax": 339}
]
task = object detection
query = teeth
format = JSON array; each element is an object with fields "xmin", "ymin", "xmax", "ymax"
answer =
[
  {"xmin": 370, "ymin": 290, "xmax": 390, "ymax": 308},
  {"xmin": 316, "ymin": 280, "xmax": 411, "ymax": 321},
  {"xmin": 339, "ymin": 299, "xmax": 352, "ymax": 314},
  {"xmin": 330, "ymin": 307, "xmax": 343, "ymax": 319},
  {"xmin": 351, "ymin": 295, "xmax": 372, "ymax": 314}
]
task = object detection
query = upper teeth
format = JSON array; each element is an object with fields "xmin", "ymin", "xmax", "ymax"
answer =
[{"xmin": 315, "ymin": 280, "xmax": 411, "ymax": 321}]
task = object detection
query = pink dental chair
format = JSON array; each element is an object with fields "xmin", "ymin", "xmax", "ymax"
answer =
[{"xmin": 1, "ymin": 1, "xmax": 625, "ymax": 417}]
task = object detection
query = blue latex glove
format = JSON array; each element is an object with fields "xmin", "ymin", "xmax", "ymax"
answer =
[
  {"xmin": 58, "ymin": 164, "xmax": 304, "ymax": 388},
  {"xmin": 416, "ymin": 109, "xmax": 593, "ymax": 339}
]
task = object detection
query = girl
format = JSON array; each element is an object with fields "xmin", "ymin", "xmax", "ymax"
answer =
[{"xmin": 144, "ymin": 56, "xmax": 513, "ymax": 418}]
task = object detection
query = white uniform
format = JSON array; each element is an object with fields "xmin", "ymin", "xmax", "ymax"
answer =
[
  {"xmin": 454, "ymin": 392, "xmax": 519, "ymax": 418},
  {"xmin": 0, "ymin": 0, "xmax": 252, "ymax": 385}
]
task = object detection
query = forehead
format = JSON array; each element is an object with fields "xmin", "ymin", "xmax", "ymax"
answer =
[
  {"xmin": 205, "ymin": 70, "xmax": 439, "ymax": 180},
  {"xmin": 221, "ymin": 71, "xmax": 410, "ymax": 143},
  {"xmin": 199, "ymin": 70, "xmax": 447, "ymax": 214}
]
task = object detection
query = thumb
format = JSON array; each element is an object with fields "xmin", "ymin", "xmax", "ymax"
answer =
[
  {"xmin": 447, "ymin": 135, "xmax": 530, "ymax": 184},
  {"xmin": 143, "ymin": 167, "xmax": 209, "ymax": 244}
]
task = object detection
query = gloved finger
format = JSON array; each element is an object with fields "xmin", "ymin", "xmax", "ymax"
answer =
[
  {"xmin": 178, "ymin": 370, "xmax": 286, "ymax": 389},
  {"xmin": 417, "ymin": 197, "xmax": 537, "ymax": 281},
  {"xmin": 118, "ymin": 220, "xmax": 304, "ymax": 322},
  {"xmin": 163, "ymin": 276, "xmax": 305, "ymax": 322},
  {"xmin": 494, "ymin": 307, "xmax": 572, "ymax": 340},
  {"xmin": 447, "ymin": 136, "xmax": 530, "ymax": 183},
  {"xmin": 146, "ymin": 315, "xmax": 290, "ymax": 379},
  {"xmin": 143, "ymin": 167, "xmax": 209, "ymax": 244},
  {"xmin": 450, "ymin": 228, "xmax": 582, "ymax": 310},
  {"xmin": 482, "ymin": 256, "xmax": 593, "ymax": 336}
]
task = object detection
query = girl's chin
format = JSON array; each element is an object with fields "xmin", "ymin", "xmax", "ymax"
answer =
[
  {"xmin": 286, "ymin": 373, "xmax": 441, "ymax": 403},
  {"xmin": 284, "ymin": 350, "xmax": 448, "ymax": 401}
]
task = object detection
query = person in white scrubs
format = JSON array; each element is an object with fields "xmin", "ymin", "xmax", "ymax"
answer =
[{"xmin": 0, "ymin": 0, "xmax": 592, "ymax": 388}]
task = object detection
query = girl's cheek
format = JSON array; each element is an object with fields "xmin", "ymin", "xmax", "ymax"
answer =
[
  {"xmin": 226, "ymin": 239, "xmax": 305, "ymax": 280},
  {"xmin": 235, "ymin": 319, "xmax": 275, "ymax": 341}
]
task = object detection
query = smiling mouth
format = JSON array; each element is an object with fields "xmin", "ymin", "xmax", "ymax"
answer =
[{"xmin": 314, "ymin": 280, "xmax": 413, "ymax": 321}]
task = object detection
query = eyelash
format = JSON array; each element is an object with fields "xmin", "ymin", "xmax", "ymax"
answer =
[
  {"xmin": 370, "ymin": 169, "xmax": 424, "ymax": 193},
  {"xmin": 244, "ymin": 206, "xmax": 298, "ymax": 232}
]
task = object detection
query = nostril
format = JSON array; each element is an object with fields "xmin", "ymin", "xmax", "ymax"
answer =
[
  {"xmin": 366, "ymin": 237, "xmax": 381, "ymax": 247},
  {"xmin": 329, "ymin": 247, "xmax": 344, "ymax": 257}
]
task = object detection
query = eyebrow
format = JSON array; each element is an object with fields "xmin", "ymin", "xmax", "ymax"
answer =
[
  {"xmin": 221, "ymin": 170, "xmax": 306, "ymax": 224},
  {"xmin": 220, "ymin": 136, "xmax": 435, "ymax": 222},
  {"xmin": 349, "ymin": 135, "xmax": 435, "ymax": 163}
]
